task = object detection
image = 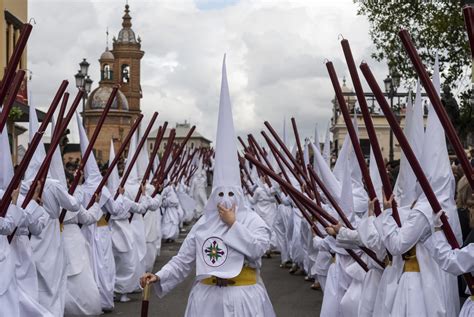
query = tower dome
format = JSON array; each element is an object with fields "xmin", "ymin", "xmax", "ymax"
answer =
[
  {"xmin": 86, "ymin": 86, "xmax": 129, "ymax": 110},
  {"xmin": 100, "ymin": 48, "xmax": 114, "ymax": 61}
]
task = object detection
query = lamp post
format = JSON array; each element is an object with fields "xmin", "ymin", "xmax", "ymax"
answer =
[
  {"xmin": 74, "ymin": 58, "xmax": 93, "ymax": 121},
  {"xmin": 384, "ymin": 66, "xmax": 400, "ymax": 162}
]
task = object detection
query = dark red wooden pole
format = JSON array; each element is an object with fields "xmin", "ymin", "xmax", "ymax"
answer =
[{"xmin": 340, "ymin": 39, "xmax": 401, "ymax": 226}]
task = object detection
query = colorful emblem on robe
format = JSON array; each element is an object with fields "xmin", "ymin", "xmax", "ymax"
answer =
[{"xmin": 202, "ymin": 237, "xmax": 228, "ymax": 267}]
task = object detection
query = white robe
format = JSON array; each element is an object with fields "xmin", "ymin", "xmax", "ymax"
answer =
[
  {"xmin": 78, "ymin": 186, "xmax": 129, "ymax": 310},
  {"xmin": 190, "ymin": 172, "xmax": 207, "ymax": 218},
  {"xmin": 0, "ymin": 202, "xmax": 25, "ymax": 317},
  {"xmin": 63, "ymin": 202, "xmax": 102, "ymax": 315},
  {"xmin": 161, "ymin": 186, "xmax": 182, "ymax": 240},
  {"xmin": 29, "ymin": 179, "xmax": 81, "ymax": 317},
  {"xmin": 374, "ymin": 207, "xmax": 447, "ymax": 317},
  {"xmin": 424, "ymin": 231, "xmax": 474, "ymax": 317},
  {"xmin": 289, "ymin": 208, "xmax": 304, "ymax": 267},
  {"xmin": 320, "ymin": 244, "xmax": 352, "ymax": 317},
  {"xmin": 143, "ymin": 192, "xmax": 162, "ymax": 272},
  {"xmin": 273, "ymin": 197, "xmax": 292, "ymax": 263},
  {"xmin": 355, "ymin": 216, "xmax": 385, "ymax": 317},
  {"xmin": 177, "ymin": 183, "xmax": 196, "ymax": 223},
  {"xmin": 110, "ymin": 193, "xmax": 146, "ymax": 294},
  {"xmin": 248, "ymin": 185, "xmax": 277, "ymax": 247},
  {"xmin": 10, "ymin": 199, "xmax": 53, "ymax": 317},
  {"xmin": 153, "ymin": 212, "xmax": 276, "ymax": 316}
]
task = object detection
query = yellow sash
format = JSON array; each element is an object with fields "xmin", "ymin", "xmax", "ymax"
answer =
[
  {"xmin": 403, "ymin": 246, "xmax": 420, "ymax": 272},
  {"xmin": 97, "ymin": 215, "xmax": 108, "ymax": 227},
  {"xmin": 200, "ymin": 267, "xmax": 257, "ymax": 286}
]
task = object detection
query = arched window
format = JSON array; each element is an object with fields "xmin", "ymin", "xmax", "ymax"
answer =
[
  {"xmin": 121, "ymin": 64, "xmax": 130, "ymax": 83},
  {"xmin": 102, "ymin": 64, "xmax": 113, "ymax": 80}
]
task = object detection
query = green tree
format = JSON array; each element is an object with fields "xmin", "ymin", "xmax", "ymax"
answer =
[{"xmin": 356, "ymin": 0, "xmax": 472, "ymax": 142}]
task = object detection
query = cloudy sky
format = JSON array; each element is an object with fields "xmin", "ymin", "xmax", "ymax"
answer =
[{"xmin": 26, "ymin": 0, "xmax": 388, "ymax": 146}]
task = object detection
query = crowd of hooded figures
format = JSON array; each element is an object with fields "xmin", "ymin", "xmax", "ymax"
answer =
[
  {"xmin": 233, "ymin": 53, "xmax": 474, "ymax": 316},
  {"xmin": 0, "ymin": 100, "xmax": 211, "ymax": 316},
  {"xmin": 3, "ymin": 8, "xmax": 474, "ymax": 317}
]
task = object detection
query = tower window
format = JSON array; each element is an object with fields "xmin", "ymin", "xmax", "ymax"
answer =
[
  {"xmin": 121, "ymin": 64, "xmax": 130, "ymax": 83},
  {"xmin": 102, "ymin": 64, "xmax": 113, "ymax": 80}
]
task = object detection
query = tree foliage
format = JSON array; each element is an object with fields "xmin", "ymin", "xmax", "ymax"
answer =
[
  {"xmin": 356, "ymin": 0, "xmax": 473, "ymax": 144},
  {"xmin": 356, "ymin": 1, "xmax": 470, "ymax": 89}
]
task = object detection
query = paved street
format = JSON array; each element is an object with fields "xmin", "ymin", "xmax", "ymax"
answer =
[{"xmin": 100, "ymin": 227, "xmax": 322, "ymax": 317}]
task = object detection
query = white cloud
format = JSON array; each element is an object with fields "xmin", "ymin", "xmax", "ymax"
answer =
[{"xmin": 26, "ymin": 0, "xmax": 388, "ymax": 147}]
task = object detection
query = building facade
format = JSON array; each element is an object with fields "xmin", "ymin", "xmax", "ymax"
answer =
[
  {"xmin": 0, "ymin": 0, "xmax": 32, "ymax": 164},
  {"xmin": 331, "ymin": 79, "xmax": 424, "ymax": 162},
  {"xmin": 82, "ymin": 4, "xmax": 143, "ymax": 162}
]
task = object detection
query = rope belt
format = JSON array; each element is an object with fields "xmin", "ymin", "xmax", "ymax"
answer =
[
  {"xmin": 402, "ymin": 246, "xmax": 420, "ymax": 273},
  {"xmin": 200, "ymin": 267, "xmax": 257, "ymax": 287},
  {"xmin": 97, "ymin": 215, "xmax": 108, "ymax": 227}
]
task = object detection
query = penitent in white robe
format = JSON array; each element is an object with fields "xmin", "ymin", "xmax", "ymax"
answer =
[
  {"xmin": 190, "ymin": 171, "xmax": 207, "ymax": 218},
  {"xmin": 374, "ymin": 206, "xmax": 447, "ymax": 317},
  {"xmin": 29, "ymin": 179, "xmax": 81, "ymax": 317},
  {"xmin": 153, "ymin": 211, "xmax": 276, "ymax": 317},
  {"xmin": 63, "ymin": 200, "xmax": 103, "ymax": 316},
  {"xmin": 425, "ymin": 230, "xmax": 474, "ymax": 317},
  {"xmin": 79, "ymin": 186, "xmax": 129, "ymax": 311},
  {"xmin": 10, "ymin": 199, "xmax": 53, "ymax": 317},
  {"xmin": 273, "ymin": 194, "xmax": 292, "ymax": 264},
  {"xmin": 161, "ymin": 186, "xmax": 182, "ymax": 240},
  {"xmin": 143, "ymin": 189, "xmax": 162, "ymax": 272},
  {"xmin": 110, "ymin": 193, "xmax": 146, "ymax": 294},
  {"xmin": 248, "ymin": 184, "xmax": 277, "ymax": 247},
  {"xmin": 0, "ymin": 202, "xmax": 25, "ymax": 317}
]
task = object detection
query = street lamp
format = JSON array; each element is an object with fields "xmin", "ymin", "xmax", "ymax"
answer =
[
  {"xmin": 384, "ymin": 67, "xmax": 400, "ymax": 162},
  {"xmin": 74, "ymin": 58, "xmax": 93, "ymax": 121}
]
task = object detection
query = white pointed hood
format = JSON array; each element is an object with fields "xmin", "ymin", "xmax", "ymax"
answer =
[
  {"xmin": 123, "ymin": 129, "xmax": 140, "ymax": 185},
  {"xmin": 314, "ymin": 123, "xmax": 320, "ymax": 151},
  {"xmin": 322, "ymin": 122, "xmax": 331, "ymax": 166},
  {"xmin": 210, "ymin": 56, "xmax": 241, "ymax": 191},
  {"xmin": 0, "ymin": 119, "xmax": 13, "ymax": 190},
  {"xmin": 418, "ymin": 53, "xmax": 462, "ymax": 243},
  {"xmin": 194, "ymin": 56, "xmax": 247, "ymax": 280},
  {"xmin": 77, "ymin": 112, "xmax": 102, "ymax": 188},
  {"xmin": 394, "ymin": 83, "xmax": 424, "ymax": 207},
  {"xmin": 369, "ymin": 145, "xmax": 383, "ymax": 202},
  {"xmin": 107, "ymin": 140, "xmax": 120, "ymax": 194},
  {"xmin": 23, "ymin": 103, "xmax": 48, "ymax": 188},
  {"xmin": 340, "ymin": 155, "xmax": 355, "ymax": 223},
  {"xmin": 136, "ymin": 128, "xmax": 149, "ymax": 180},
  {"xmin": 310, "ymin": 142, "xmax": 341, "ymax": 201},
  {"xmin": 50, "ymin": 118, "xmax": 67, "ymax": 187}
]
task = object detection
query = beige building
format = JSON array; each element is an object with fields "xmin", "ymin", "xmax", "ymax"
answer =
[
  {"xmin": 0, "ymin": 0, "xmax": 34, "ymax": 164},
  {"xmin": 331, "ymin": 79, "xmax": 426, "ymax": 162},
  {"xmin": 0, "ymin": 0, "xmax": 27, "ymax": 73},
  {"xmin": 83, "ymin": 4, "xmax": 143, "ymax": 163},
  {"xmin": 147, "ymin": 121, "xmax": 211, "ymax": 155}
]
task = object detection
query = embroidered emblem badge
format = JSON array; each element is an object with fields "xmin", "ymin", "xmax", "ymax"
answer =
[{"xmin": 202, "ymin": 237, "xmax": 228, "ymax": 267}]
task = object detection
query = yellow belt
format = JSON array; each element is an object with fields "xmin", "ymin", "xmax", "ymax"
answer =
[
  {"xmin": 97, "ymin": 215, "xmax": 108, "ymax": 227},
  {"xmin": 403, "ymin": 247, "xmax": 420, "ymax": 273},
  {"xmin": 200, "ymin": 267, "xmax": 257, "ymax": 286},
  {"xmin": 60, "ymin": 223, "xmax": 64, "ymax": 233},
  {"xmin": 384, "ymin": 255, "xmax": 392, "ymax": 267}
]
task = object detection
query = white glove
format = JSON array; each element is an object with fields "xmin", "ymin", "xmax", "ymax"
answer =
[{"xmin": 433, "ymin": 211, "xmax": 446, "ymax": 229}]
